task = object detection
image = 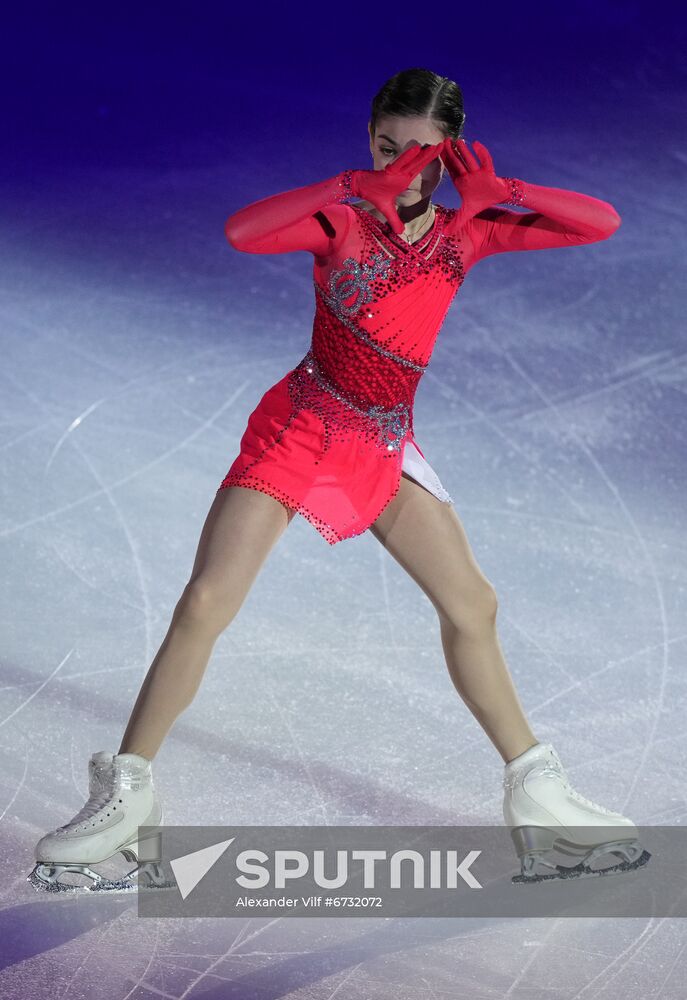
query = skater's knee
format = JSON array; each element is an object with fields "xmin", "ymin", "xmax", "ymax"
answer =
[
  {"xmin": 437, "ymin": 581, "xmax": 498, "ymax": 633},
  {"xmin": 175, "ymin": 577, "xmax": 237, "ymax": 633}
]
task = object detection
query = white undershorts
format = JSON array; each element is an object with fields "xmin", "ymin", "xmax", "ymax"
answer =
[{"xmin": 401, "ymin": 439, "xmax": 454, "ymax": 504}]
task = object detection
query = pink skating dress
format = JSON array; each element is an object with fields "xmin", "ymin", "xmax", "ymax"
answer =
[{"xmin": 218, "ymin": 174, "xmax": 621, "ymax": 545}]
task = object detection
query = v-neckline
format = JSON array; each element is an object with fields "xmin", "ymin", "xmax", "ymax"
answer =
[{"xmin": 350, "ymin": 202, "xmax": 443, "ymax": 258}]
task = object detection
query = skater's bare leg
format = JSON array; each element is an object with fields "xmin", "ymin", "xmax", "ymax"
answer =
[
  {"xmin": 118, "ymin": 486, "xmax": 297, "ymax": 760},
  {"xmin": 369, "ymin": 473, "xmax": 537, "ymax": 764}
]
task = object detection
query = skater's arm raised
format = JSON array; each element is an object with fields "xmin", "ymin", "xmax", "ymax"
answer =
[
  {"xmin": 224, "ymin": 142, "xmax": 445, "ymax": 257},
  {"xmin": 441, "ymin": 138, "xmax": 621, "ymax": 258},
  {"xmin": 462, "ymin": 183, "xmax": 621, "ymax": 258},
  {"xmin": 224, "ymin": 174, "xmax": 356, "ymax": 257}
]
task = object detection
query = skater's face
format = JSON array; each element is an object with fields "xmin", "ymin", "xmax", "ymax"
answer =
[{"xmin": 368, "ymin": 115, "xmax": 447, "ymax": 202}]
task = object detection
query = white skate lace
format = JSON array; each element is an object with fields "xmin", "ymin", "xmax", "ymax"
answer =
[
  {"xmin": 64, "ymin": 787, "xmax": 115, "ymax": 826},
  {"xmin": 543, "ymin": 752, "xmax": 618, "ymax": 816},
  {"xmin": 59, "ymin": 760, "xmax": 116, "ymax": 829},
  {"xmin": 505, "ymin": 752, "xmax": 618, "ymax": 817},
  {"xmin": 564, "ymin": 784, "xmax": 616, "ymax": 816}
]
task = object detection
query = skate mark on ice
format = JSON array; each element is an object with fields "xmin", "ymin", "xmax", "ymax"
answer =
[
  {"xmin": 519, "ymin": 632, "xmax": 687, "ymax": 720},
  {"xmin": 0, "ymin": 651, "xmax": 73, "ymax": 730},
  {"xmin": 500, "ymin": 610, "xmax": 611, "ymax": 713},
  {"xmin": 503, "ymin": 916, "xmax": 562, "ymax": 998},
  {"xmin": 260, "ymin": 679, "xmax": 332, "ymax": 826},
  {"xmin": 116, "ymin": 920, "xmax": 163, "ymax": 1000},
  {"xmin": 0, "ymin": 418, "xmax": 55, "ymax": 454},
  {"xmin": 33, "ymin": 330, "xmax": 254, "ymax": 475},
  {"xmin": 653, "ymin": 933, "xmax": 687, "ymax": 998},
  {"xmin": 65, "ymin": 434, "xmax": 156, "ymax": 664},
  {"xmin": 173, "ymin": 917, "xmax": 285, "ymax": 1000},
  {"xmin": 377, "ymin": 541, "xmax": 404, "ymax": 661},
  {"xmin": 0, "ymin": 384, "xmax": 250, "ymax": 542},
  {"xmin": 424, "ymin": 368, "xmax": 591, "ymax": 521},
  {"xmin": 0, "ymin": 749, "xmax": 28, "ymax": 824},
  {"xmin": 568, "ymin": 916, "xmax": 668, "ymax": 1000},
  {"xmin": 512, "ymin": 349, "xmax": 686, "ymax": 423},
  {"xmin": 323, "ymin": 961, "xmax": 365, "ymax": 999}
]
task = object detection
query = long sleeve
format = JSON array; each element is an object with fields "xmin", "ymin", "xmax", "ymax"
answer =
[
  {"xmin": 225, "ymin": 172, "xmax": 355, "ymax": 257},
  {"xmin": 459, "ymin": 179, "xmax": 622, "ymax": 261}
]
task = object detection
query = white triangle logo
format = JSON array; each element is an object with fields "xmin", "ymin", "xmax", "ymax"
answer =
[{"xmin": 170, "ymin": 837, "xmax": 235, "ymax": 900}]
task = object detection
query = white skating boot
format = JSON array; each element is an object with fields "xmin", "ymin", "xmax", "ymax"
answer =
[
  {"xmin": 503, "ymin": 742, "xmax": 651, "ymax": 884},
  {"xmin": 28, "ymin": 750, "xmax": 172, "ymax": 894}
]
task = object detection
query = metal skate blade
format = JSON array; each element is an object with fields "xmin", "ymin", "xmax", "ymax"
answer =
[
  {"xmin": 512, "ymin": 848, "xmax": 651, "ymax": 885},
  {"xmin": 27, "ymin": 861, "xmax": 177, "ymax": 895}
]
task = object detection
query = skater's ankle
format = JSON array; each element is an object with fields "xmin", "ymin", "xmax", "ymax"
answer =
[
  {"xmin": 504, "ymin": 741, "xmax": 541, "ymax": 766},
  {"xmin": 117, "ymin": 748, "xmax": 154, "ymax": 763}
]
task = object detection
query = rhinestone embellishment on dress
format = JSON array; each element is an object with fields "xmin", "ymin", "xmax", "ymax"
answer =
[
  {"xmin": 288, "ymin": 348, "xmax": 411, "ymax": 455},
  {"xmin": 327, "ymin": 254, "xmax": 392, "ymax": 317}
]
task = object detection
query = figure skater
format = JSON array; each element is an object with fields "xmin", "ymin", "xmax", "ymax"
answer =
[{"xmin": 29, "ymin": 67, "xmax": 649, "ymax": 891}]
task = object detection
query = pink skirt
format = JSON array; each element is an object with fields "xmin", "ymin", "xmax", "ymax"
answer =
[{"xmin": 217, "ymin": 370, "xmax": 453, "ymax": 544}]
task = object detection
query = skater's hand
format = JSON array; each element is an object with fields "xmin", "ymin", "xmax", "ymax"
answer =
[
  {"xmin": 440, "ymin": 138, "xmax": 511, "ymax": 228},
  {"xmin": 352, "ymin": 142, "xmax": 444, "ymax": 234}
]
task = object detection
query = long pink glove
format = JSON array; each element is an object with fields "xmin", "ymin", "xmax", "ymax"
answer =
[
  {"xmin": 350, "ymin": 141, "xmax": 444, "ymax": 233},
  {"xmin": 225, "ymin": 142, "xmax": 444, "ymax": 255},
  {"xmin": 440, "ymin": 137, "xmax": 621, "ymax": 254}
]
